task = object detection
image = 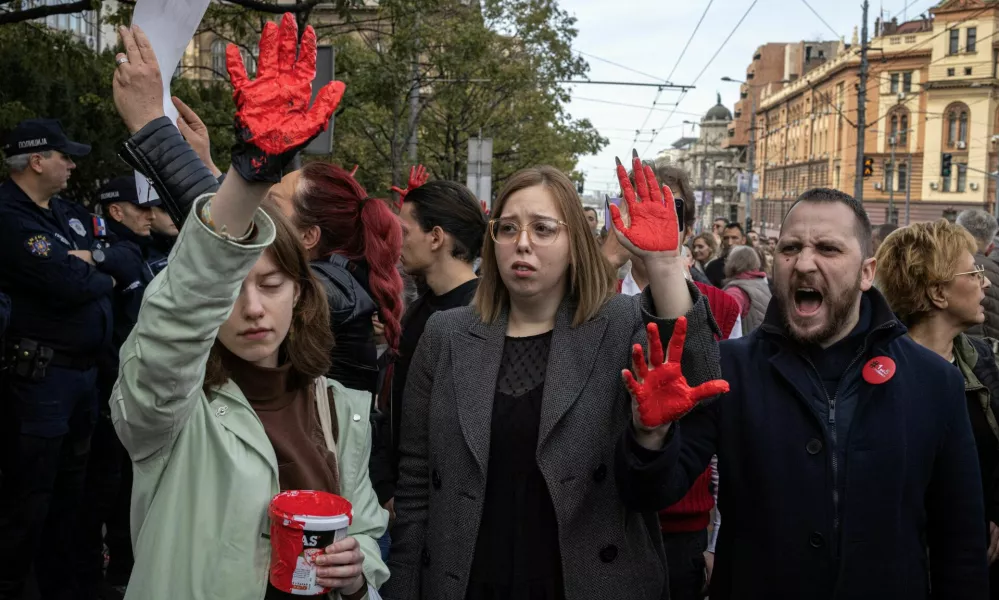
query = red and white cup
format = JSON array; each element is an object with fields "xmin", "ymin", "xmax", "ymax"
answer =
[{"xmin": 268, "ymin": 490, "xmax": 353, "ymax": 596}]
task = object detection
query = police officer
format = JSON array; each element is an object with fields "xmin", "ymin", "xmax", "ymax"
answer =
[
  {"xmin": 77, "ymin": 174, "xmax": 165, "ymax": 597},
  {"xmin": 147, "ymin": 200, "xmax": 177, "ymax": 276},
  {"xmin": 0, "ymin": 118, "xmax": 110, "ymax": 600}
]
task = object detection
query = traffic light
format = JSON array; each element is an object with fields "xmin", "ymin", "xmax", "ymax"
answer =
[
  {"xmin": 863, "ymin": 157, "xmax": 874, "ymax": 178},
  {"xmin": 942, "ymin": 153, "xmax": 953, "ymax": 177},
  {"xmin": 576, "ymin": 180, "xmax": 584, "ymax": 194}
]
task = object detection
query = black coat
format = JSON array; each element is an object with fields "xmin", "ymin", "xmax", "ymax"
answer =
[{"xmin": 655, "ymin": 289, "xmax": 988, "ymax": 599}]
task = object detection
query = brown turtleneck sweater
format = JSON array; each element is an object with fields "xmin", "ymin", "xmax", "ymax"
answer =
[{"xmin": 222, "ymin": 348, "xmax": 340, "ymax": 494}]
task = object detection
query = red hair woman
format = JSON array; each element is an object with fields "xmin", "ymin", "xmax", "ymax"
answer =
[{"xmin": 270, "ymin": 163, "xmax": 404, "ymax": 395}]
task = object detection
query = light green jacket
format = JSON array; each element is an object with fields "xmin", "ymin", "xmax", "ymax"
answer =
[{"xmin": 110, "ymin": 197, "xmax": 389, "ymax": 599}]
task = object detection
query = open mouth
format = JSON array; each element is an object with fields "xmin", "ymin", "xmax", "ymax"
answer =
[
  {"xmin": 794, "ymin": 287, "xmax": 824, "ymax": 316},
  {"xmin": 512, "ymin": 261, "xmax": 536, "ymax": 275}
]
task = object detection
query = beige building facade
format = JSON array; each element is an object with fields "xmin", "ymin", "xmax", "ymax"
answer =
[{"xmin": 754, "ymin": 0, "xmax": 999, "ymax": 233}]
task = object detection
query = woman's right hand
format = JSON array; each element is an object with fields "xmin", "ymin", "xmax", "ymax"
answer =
[{"xmin": 226, "ymin": 13, "xmax": 345, "ymax": 183}]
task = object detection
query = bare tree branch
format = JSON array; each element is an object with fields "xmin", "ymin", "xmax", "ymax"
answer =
[
  {"xmin": 217, "ymin": 0, "xmax": 321, "ymax": 14},
  {"xmin": 0, "ymin": 0, "xmax": 98, "ymax": 25}
]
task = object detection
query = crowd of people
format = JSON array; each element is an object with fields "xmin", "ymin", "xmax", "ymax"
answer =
[{"xmin": 2, "ymin": 12, "xmax": 999, "ymax": 600}]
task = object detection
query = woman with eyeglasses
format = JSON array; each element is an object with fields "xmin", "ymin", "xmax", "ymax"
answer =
[
  {"xmin": 875, "ymin": 219, "xmax": 999, "ymax": 589},
  {"xmin": 383, "ymin": 157, "xmax": 727, "ymax": 600}
]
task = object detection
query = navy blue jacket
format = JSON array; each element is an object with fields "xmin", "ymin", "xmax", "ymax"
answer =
[
  {"xmin": 0, "ymin": 179, "xmax": 113, "ymax": 356},
  {"xmin": 656, "ymin": 289, "xmax": 987, "ymax": 600},
  {"xmin": 0, "ymin": 290, "xmax": 9, "ymax": 338},
  {"xmin": 95, "ymin": 218, "xmax": 164, "ymax": 352}
]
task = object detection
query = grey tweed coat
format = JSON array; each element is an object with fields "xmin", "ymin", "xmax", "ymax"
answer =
[{"xmin": 382, "ymin": 282, "xmax": 722, "ymax": 600}]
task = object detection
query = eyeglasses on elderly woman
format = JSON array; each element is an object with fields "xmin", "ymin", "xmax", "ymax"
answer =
[{"xmin": 952, "ymin": 264, "xmax": 988, "ymax": 287}]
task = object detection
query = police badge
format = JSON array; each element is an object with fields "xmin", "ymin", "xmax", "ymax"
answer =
[{"xmin": 25, "ymin": 234, "xmax": 52, "ymax": 257}]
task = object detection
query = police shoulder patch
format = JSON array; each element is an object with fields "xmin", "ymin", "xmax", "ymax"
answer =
[
  {"xmin": 24, "ymin": 234, "xmax": 52, "ymax": 258},
  {"xmin": 68, "ymin": 218, "xmax": 87, "ymax": 237}
]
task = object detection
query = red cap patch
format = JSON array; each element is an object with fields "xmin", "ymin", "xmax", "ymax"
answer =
[{"xmin": 863, "ymin": 356, "xmax": 896, "ymax": 385}]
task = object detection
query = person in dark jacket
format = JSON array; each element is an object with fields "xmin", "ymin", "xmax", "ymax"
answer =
[
  {"xmin": 0, "ymin": 118, "xmax": 112, "ymax": 599},
  {"xmin": 375, "ymin": 180, "xmax": 487, "ymax": 512},
  {"xmin": 875, "ymin": 219, "xmax": 999, "ymax": 596},
  {"xmin": 957, "ymin": 209, "xmax": 999, "ymax": 340},
  {"xmin": 78, "ymin": 175, "xmax": 166, "ymax": 597},
  {"xmin": 0, "ymin": 291, "xmax": 8, "ymax": 340},
  {"xmin": 627, "ymin": 188, "xmax": 988, "ymax": 599},
  {"xmin": 268, "ymin": 164, "xmax": 403, "ymax": 396},
  {"xmin": 705, "ymin": 223, "xmax": 745, "ymax": 288}
]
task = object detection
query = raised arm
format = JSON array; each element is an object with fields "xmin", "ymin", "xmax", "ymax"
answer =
[{"xmin": 109, "ymin": 16, "xmax": 344, "ymax": 461}]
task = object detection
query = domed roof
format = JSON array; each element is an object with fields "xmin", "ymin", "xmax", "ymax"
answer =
[{"xmin": 704, "ymin": 92, "xmax": 733, "ymax": 122}]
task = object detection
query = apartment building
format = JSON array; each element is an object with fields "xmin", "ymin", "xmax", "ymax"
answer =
[{"xmin": 753, "ymin": 0, "xmax": 999, "ymax": 230}]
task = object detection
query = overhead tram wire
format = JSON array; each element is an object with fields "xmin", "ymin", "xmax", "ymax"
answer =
[
  {"xmin": 630, "ymin": 0, "xmax": 716, "ymax": 147},
  {"xmin": 799, "ymin": 0, "xmax": 842, "ymax": 39},
  {"xmin": 642, "ymin": 0, "xmax": 760, "ymax": 155}
]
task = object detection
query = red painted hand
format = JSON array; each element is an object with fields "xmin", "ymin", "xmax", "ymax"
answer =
[
  {"xmin": 226, "ymin": 13, "xmax": 345, "ymax": 182},
  {"xmin": 480, "ymin": 200, "xmax": 490, "ymax": 216},
  {"xmin": 609, "ymin": 149, "xmax": 680, "ymax": 255},
  {"xmin": 623, "ymin": 319, "xmax": 730, "ymax": 429},
  {"xmin": 390, "ymin": 165, "xmax": 429, "ymax": 207}
]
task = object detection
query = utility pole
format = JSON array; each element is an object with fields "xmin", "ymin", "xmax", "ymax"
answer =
[
  {"xmin": 746, "ymin": 97, "xmax": 757, "ymax": 233},
  {"xmin": 700, "ymin": 137, "xmax": 709, "ymax": 223},
  {"xmin": 904, "ymin": 155, "xmax": 912, "ymax": 225},
  {"xmin": 855, "ymin": 0, "xmax": 870, "ymax": 202},
  {"xmin": 888, "ymin": 135, "xmax": 897, "ymax": 224}
]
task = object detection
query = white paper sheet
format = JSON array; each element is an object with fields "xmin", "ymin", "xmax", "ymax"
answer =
[{"xmin": 130, "ymin": 0, "xmax": 212, "ymax": 205}]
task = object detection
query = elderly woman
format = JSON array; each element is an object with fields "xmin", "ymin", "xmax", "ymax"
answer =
[
  {"xmin": 875, "ymin": 219, "xmax": 999, "ymax": 590},
  {"xmin": 721, "ymin": 245, "xmax": 772, "ymax": 336}
]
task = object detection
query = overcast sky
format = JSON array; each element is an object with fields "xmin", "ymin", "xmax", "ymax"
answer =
[{"xmin": 560, "ymin": 0, "xmax": 937, "ymax": 195}]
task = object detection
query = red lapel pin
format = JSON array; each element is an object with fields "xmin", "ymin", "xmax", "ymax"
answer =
[{"xmin": 863, "ymin": 356, "xmax": 896, "ymax": 385}]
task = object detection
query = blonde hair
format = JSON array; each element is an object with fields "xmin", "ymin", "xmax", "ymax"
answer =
[
  {"xmin": 874, "ymin": 219, "xmax": 977, "ymax": 325},
  {"xmin": 474, "ymin": 166, "xmax": 616, "ymax": 326}
]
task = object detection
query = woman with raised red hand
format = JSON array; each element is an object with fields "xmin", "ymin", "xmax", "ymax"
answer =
[
  {"xmin": 383, "ymin": 154, "xmax": 728, "ymax": 600},
  {"xmin": 109, "ymin": 16, "xmax": 387, "ymax": 599}
]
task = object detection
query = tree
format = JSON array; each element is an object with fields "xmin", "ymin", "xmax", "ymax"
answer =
[
  {"xmin": 0, "ymin": 21, "xmax": 236, "ymax": 206},
  {"xmin": 324, "ymin": 0, "xmax": 607, "ymax": 198},
  {"xmin": 0, "ymin": 21, "xmax": 126, "ymax": 205},
  {"xmin": 0, "ymin": 0, "xmax": 354, "ymax": 27}
]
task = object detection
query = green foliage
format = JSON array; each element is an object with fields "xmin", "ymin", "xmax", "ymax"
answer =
[
  {"xmin": 1, "ymin": 0, "xmax": 605, "ymax": 206},
  {"xmin": 0, "ymin": 22, "xmax": 236, "ymax": 207},
  {"xmin": 325, "ymin": 0, "xmax": 607, "ymax": 197},
  {"xmin": 0, "ymin": 22, "xmax": 126, "ymax": 205}
]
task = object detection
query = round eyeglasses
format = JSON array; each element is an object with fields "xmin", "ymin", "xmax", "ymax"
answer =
[{"xmin": 489, "ymin": 218, "xmax": 567, "ymax": 246}]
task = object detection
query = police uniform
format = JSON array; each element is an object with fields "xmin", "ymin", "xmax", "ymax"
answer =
[
  {"xmin": 0, "ymin": 119, "xmax": 107, "ymax": 599},
  {"xmin": 0, "ymin": 291, "xmax": 9, "ymax": 340},
  {"xmin": 78, "ymin": 175, "xmax": 166, "ymax": 594}
]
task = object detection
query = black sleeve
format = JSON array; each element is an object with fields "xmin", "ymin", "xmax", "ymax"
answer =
[
  {"xmin": 615, "ymin": 398, "xmax": 720, "ymax": 512},
  {"xmin": 119, "ymin": 116, "xmax": 220, "ymax": 229},
  {"xmin": 0, "ymin": 291, "xmax": 9, "ymax": 337},
  {"xmin": 0, "ymin": 218, "xmax": 113, "ymax": 306},
  {"xmin": 97, "ymin": 241, "xmax": 144, "ymax": 286},
  {"xmin": 927, "ymin": 369, "xmax": 989, "ymax": 599},
  {"xmin": 368, "ymin": 407, "xmax": 396, "ymax": 504}
]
